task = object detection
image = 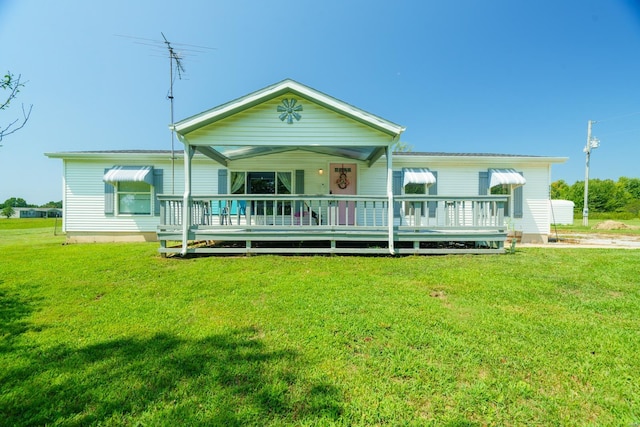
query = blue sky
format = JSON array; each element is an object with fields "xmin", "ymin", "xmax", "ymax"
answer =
[{"xmin": 1, "ymin": 0, "xmax": 639, "ymax": 205}]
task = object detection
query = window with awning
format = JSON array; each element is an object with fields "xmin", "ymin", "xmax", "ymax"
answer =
[
  {"xmin": 103, "ymin": 166, "xmax": 154, "ymax": 185},
  {"xmin": 399, "ymin": 168, "xmax": 438, "ymax": 219},
  {"xmin": 103, "ymin": 166, "xmax": 161, "ymax": 216},
  {"xmin": 479, "ymin": 169, "xmax": 524, "ymax": 218},
  {"xmin": 402, "ymin": 168, "xmax": 437, "ymax": 187},
  {"xmin": 489, "ymin": 168, "xmax": 526, "ymax": 188}
]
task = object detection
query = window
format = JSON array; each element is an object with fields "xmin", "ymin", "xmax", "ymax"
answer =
[
  {"xmin": 230, "ymin": 171, "xmax": 292, "ymax": 195},
  {"xmin": 230, "ymin": 171, "xmax": 293, "ymax": 215},
  {"xmin": 104, "ymin": 166, "xmax": 161, "ymax": 216},
  {"xmin": 117, "ymin": 181, "xmax": 152, "ymax": 215},
  {"xmin": 490, "ymin": 184, "xmax": 510, "ymax": 217},
  {"xmin": 404, "ymin": 182, "xmax": 426, "ymax": 216},
  {"xmin": 479, "ymin": 170, "xmax": 524, "ymax": 218}
]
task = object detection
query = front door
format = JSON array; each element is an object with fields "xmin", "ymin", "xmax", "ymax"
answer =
[{"xmin": 329, "ymin": 163, "xmax": 357, "ymax": 225}]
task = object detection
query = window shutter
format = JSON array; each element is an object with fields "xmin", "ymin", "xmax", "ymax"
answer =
[
  {"xmin": 428, "ymin": 171, "xmax": 438, "ymax": 218},
  {"xmin": 392, "ymin": 170, "xmax": 402, "ymax": 217},
  {"xmin": 514, "ymin": 172, "xmax": 524, "ymax": 218},
  {"xmin": 153, "ymin": 168, "xmax": 163, "ymax": 216},
  {"xmin": 218, "ymin": 169, "xmax": 228, "ymax": 194},
  {"xmin": 295, "ymin": 170, "xmax": 304, "ymax": 194},
  {"xmin": 294, "ymin": 170, "xmax": 304, "ymax": 211},
  {"xmin": 104, "ymin": 168, "xmax": 115, "ymax": 215},
  {"xmin": 478, "ymin": 171, "xmax": 489, "ymax": 195}
]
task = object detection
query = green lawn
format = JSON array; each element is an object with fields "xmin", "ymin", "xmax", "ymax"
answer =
[{"xmin": 1, "ymin": 220, "xmax": 639, "ymax": 426}]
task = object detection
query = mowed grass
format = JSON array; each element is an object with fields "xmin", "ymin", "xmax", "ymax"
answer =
[{"xmin": 1, "ymin": 220, "xmax": 639, "ymax": 426}]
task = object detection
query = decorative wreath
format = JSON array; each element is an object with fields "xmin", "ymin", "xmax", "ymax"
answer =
[{"xmin": 336, "ymin": 172, "xmax": 350, "ymax": 189}]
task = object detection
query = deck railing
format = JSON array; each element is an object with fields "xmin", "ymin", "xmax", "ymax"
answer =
[
  {"xmin": 158, "ymin": 194, "xmax": 508, "ymax": 229},
  {"xmin": 395, "ymin": 195, "xmax": 507, "ymax": 228}
]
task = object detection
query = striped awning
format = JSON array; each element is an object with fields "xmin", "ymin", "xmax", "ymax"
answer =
[
  {"xmin": 403, "ymin": 168, "xmax": 436, "ymax": 187},
  {"xmin": 103, "ymin": 166, "xmax": 154, "ymax": 185},
  {"xmin": 489, "ymin": 168, "xmax": 526, "ymax": 188}
]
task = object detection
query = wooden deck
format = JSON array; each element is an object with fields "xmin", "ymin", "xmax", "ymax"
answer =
[{"xmin": 157, "ymin": 195, "xmax": 508, "ymax": 255}]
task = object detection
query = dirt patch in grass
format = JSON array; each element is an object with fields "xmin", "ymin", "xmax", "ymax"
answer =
[
  {"xmin": 593, "ymin": 220, "xmax": 639, "ymax": 230},
  {"xmin": 429, "ymin": 290, "xmax": 447, "ymax": 299}
]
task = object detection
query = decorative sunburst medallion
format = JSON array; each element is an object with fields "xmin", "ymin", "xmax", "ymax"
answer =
[{"xmin": 277, "ymin": 98, "xmax": 303, "ymax": 124}]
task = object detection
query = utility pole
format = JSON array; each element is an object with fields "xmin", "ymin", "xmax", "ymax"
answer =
[{"xmin": 582, "ymin": 120, "xmax": 599, "ymax": 226}]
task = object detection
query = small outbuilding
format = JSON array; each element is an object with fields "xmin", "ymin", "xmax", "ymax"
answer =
[{"xmin": 550, "ymin": 200, "xmax": 575, "ymax": 225}]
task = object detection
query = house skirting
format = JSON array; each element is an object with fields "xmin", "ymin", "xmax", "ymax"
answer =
[
  {"xmin": 520, "ymin": 233, "xmax": 549, "ymax": 244},
  {"xmin": 65, "ymin": 232, "xmax": 158, "ymax": 243}
]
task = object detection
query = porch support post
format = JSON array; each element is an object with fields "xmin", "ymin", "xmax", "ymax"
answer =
[
  {"xmin": 386, "ymin": 144, "xmax": 395, "ymax": 255},
  {"xmin": 180, "ymin": 137, "xmax": 195, "ymax": 256}
]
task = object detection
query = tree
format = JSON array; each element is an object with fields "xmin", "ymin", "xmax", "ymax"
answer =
[
  {"xmin": 2, "ymin": 206, "xmax": 15, "ymax": 219},
  {"xmin": 41, "ymin": 201, "xmax": 62, "ymax": 208},
  {"xmin": 618, "ymin": 177, "xmax": 640, "ymax": 200},
  {"xmin": 1, "ymin": 72, "xmax": 33, "ymax": 144},
  {"xmin": 623, "ymin": 199, "xmax": 640, "ymax": 216},
  {"xmin": 568, "ymin": 181, "xmax": 585, "ymax": 213},
  {"xmin": 553, "ymin": 177, "xmax": 640, "ymax": 216},
  {"xmin": 2, "ymin": 197, "xmax": 28, "ymax": 208},
  {"xmin": 392, "ymin": 140, "xmax": 413, "ymax": 152},
  {"xmin": 550, "ymin": 179, "xmax": 571, "ymax": 200}
]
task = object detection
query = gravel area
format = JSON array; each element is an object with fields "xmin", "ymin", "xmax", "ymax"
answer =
[{"xmin": 524, "ymin": 233, "xmax": 640, "ymax": 249}]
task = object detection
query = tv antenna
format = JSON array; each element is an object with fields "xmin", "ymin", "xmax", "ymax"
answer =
[
  {"xmin": 115, "ymin": 33, "xmax": 215, "ymax": 193},
  {"xmin": 162, "ymin": 32, "xmax": 185, "ymax": 194}
]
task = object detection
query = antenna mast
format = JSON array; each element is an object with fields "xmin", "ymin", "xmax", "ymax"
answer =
[
  {"xmin": 162, "ymin": 32, "xmax": 185, "ymax": 194},
  {"xmin": 115, "ymin": 33, "xmax": 215, "ymax": 193}
]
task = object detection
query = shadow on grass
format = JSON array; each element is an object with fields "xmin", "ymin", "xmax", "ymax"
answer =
[
  {"xmin": 0, "ymin": 284, "xmax": 42, "ymax": 353},
  {"xmin": 1, "ymin": 327, "xmax": 343, "ymax": 426}
]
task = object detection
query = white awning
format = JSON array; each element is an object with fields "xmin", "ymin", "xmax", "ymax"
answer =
[
  {"xmin": 489, "ymin": 168, "xmax": 526, "ymax": 188},
  {"xmin": 403, "ymin": 168, "xmax": 436, "ymax": 187},
  {"xmin": 103, "ymin": 166, "xmax": 154, "ymax": 185}
]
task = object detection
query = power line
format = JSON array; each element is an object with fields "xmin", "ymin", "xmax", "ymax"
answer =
[
  {"xmin": 595, "ymin": 110, "xmax": 640, "ymax": 123},
  {"xmin": 597, "ymin": 127, "xmax": 640, "ymax": 138}
]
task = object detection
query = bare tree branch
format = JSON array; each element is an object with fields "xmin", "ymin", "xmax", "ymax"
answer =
[
  {"xmin": 1, "ymin": 72, "xmax": 33, "ymax": 143},
  {"xmin": 0, "ymin": 73, "xmax": 22, "ymax": 110},
  {"xmin": 0, "ymin": 103, "xmax": 33, "ymax": 142}
]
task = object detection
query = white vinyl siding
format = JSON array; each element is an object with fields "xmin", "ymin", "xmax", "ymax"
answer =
[
  {"xmin": 61, "ymin": 157, "xmax": 216, "ymax": 233},
  {"xmin": 58, "ymin": 151, "xmax": 557, "ymax": 243},
  {"xmin": 187, "ymin": 96, "xmax": 393, "ymax": 147},
  {"xmin": 394, "ymin": 158, "xmax": 552, "ymax": 238}
]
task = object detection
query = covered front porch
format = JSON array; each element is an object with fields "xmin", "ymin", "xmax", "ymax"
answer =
[
  {"xmin": 160, "ymin": 79, "xmax": 508, "ymax": 256},
  {"xmin": 157, "ymin": 194, "xmax": 508, "ymax": 255}
]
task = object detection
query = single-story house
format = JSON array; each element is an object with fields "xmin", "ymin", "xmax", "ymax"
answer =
[
  {"xmin": 6, "ymin": 207, "xmax": 62, "ymax": 219},
  {"xmin": 46, "ymin": 79, "xmax": 567, "ymax": 255}
]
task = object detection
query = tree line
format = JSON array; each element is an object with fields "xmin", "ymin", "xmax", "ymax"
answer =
[
  {"xmin": 1, "ymin": 197, "xmax": 62, "ymax": 209},
  {"xmin": 551, "ymin": 177, "xmax": 640, "ymax": 218}
]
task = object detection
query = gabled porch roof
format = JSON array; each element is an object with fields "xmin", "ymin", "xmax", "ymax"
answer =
[{"xmin": 170, "ymin": 79, "xmax": 406, "ymax": 166}]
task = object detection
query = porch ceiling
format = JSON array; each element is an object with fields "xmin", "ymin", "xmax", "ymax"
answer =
[{"xmin": 193, "ymin": 145, "xmax": 387, "ymax": 165}]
